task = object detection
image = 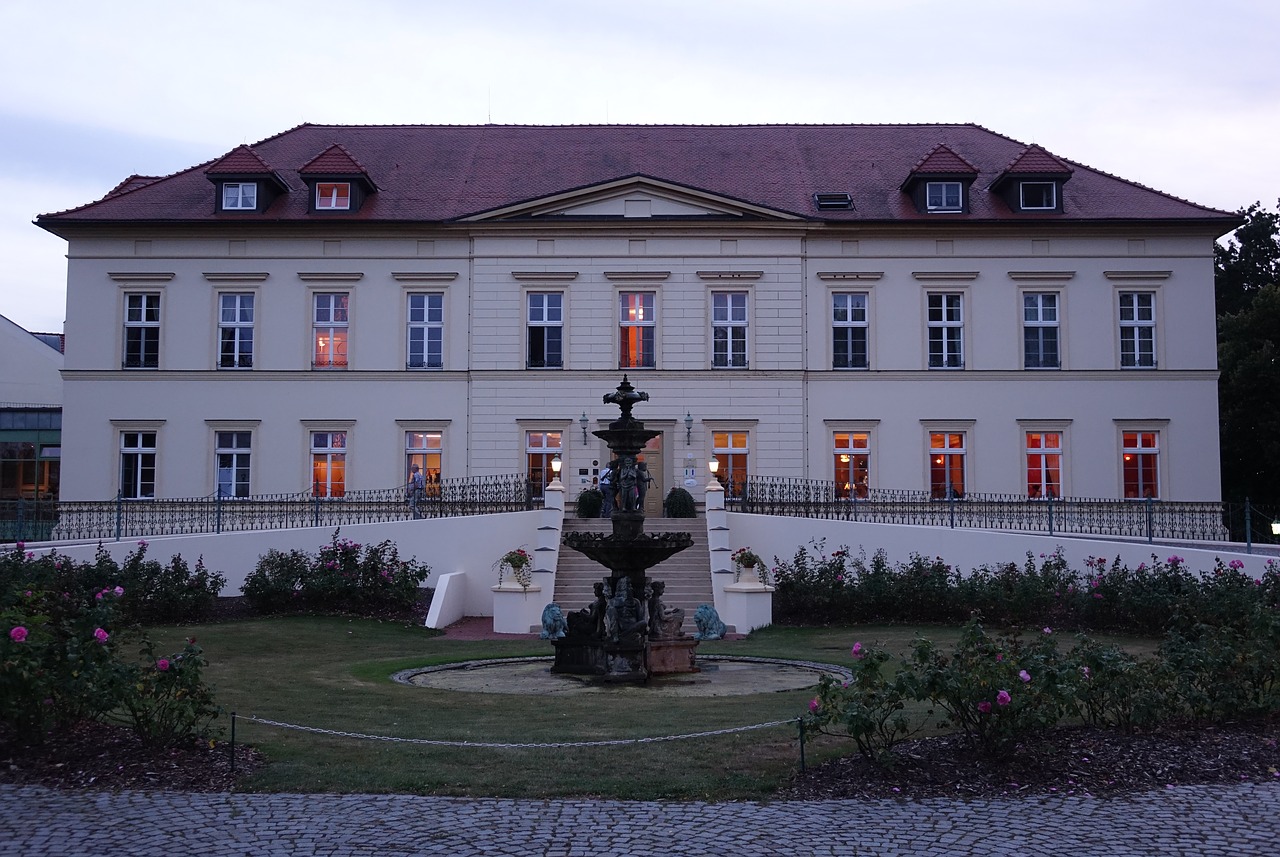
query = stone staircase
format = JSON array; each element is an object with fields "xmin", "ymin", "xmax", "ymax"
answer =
[{"xmin": 553, "ymin": 516, "xmax": 715, "ymax": 635}]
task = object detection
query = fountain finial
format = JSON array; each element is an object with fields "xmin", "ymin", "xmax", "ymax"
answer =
[{"xmin": 602, "ymin": 375, "xmax": 649, "ymax": 423}]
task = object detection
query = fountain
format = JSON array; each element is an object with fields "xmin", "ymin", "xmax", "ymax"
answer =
[{"xmin": 551, "ymin": 376, "xmax": 698, "ymax": 682}]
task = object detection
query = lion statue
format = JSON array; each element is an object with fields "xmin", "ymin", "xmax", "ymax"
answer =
[
  {"xmin": 539, "ymin": 603, "xmax": 568, "ymax": 640},
  {"xmin": 692, "ymin": 604, "xmax": 726, "ymax": 640}
]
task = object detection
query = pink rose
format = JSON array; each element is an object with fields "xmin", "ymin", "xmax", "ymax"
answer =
[
  {"xmin": 850, "ymin": 642, "xmax": 865, "ymax": 660},
  {"xmin": 113, "ymin": 586, "xmax": 124, "ymax": 596},
  {"xmin": 995, "ymin": 653, "xmax": 1004, "ymax": 662},
  {"xmin": 977, "ymin": 701, "xmax": 992, "ymax": 714},
  {"xmin": 1043, "ymin": 627, "xmax": 1053, "ymax": 634},
  {"xmin": 9, "ymin": 626, "xmax": 27, "ymax": 643},
  {"xmin": 1019, "ymin": 670, "xmax": 1031, "ymax": 683},
  {"xmin": 996, "ymin": 690, "xmax": 1011, "ymax": 706},
  {"xmin": 93, "ymin": 627, "xmax": 109, "ymax": 644},
  {"xmin": 809, "ymin": 697, "xmax": 819, "ymax": 713},
  {"xmin": 156, "ymin": 658, "xmax": 170, "ymax": 671},
  {"xmin": 1229, "ymin": 560, "xmax": 1245, "ymax": 570}
]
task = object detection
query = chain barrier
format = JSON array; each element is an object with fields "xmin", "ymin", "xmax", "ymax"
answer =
[{"xmin": 235, "ymin": 712, "xmax": 799, "ymax": 750}]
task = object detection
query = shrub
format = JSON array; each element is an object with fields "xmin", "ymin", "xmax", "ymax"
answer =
[
  {"xmin": 243, "ymin": 549, "xmax": 311, "ymax": 613},
  {"xmin": 575, "ymin": 488, "xmax": 603, "ymax": 518},
  {"xmin": 664, "ymin": 487, "xmax": 697, "ymax": 518},
  {"xmin": 804, "ymin": 642, "xmax": 921, "ymax": 766},
  {"xmin": 114, "ymin": 544, "xmax": 226, "ymax": 625},
  {"xmin": 118, "ymin": 636, "xmax": 222, "ymax": 747}
]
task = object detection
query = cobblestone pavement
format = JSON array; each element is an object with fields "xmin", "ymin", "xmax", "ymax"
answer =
[{"xmin": 2, "ymin": 783, "xmax": 1278, "ymax": 856}]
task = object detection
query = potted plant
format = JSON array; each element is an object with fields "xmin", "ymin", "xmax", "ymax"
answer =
[
  {"xmin": 731, "ymin": 546, "xmax": 767, "ymax": 583},
  {"xmin": 495, "ymin": 547, "xmax": 533, "ymax": 591}
]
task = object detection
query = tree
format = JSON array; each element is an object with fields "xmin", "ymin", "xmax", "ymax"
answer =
[
  {"xmin": 1218, "ymin": 290, "xmax": 1280, "ymax": 502},
  {"xmin": 1215, "ymin": 201, "xmax": 1280, "ymax": 317}
]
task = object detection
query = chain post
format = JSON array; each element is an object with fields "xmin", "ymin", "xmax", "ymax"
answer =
[
  {"xmin": 230, "ymin": 711, "xmax": 236, "ymax": 778},
  {"xmin": 797, "ymin": 717, "xmax": 806, "ymax": 773}
]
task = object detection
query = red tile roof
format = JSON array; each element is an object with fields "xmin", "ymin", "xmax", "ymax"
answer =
[
  {"xmin": 36, "ymin": 123, "xmax": 1236, "ymax": 227},
  {"xmin": 205, "ymin": 144, "xmax": 279, "ymax": 176},
  {"xmin": 908, "ymin": 144, "xmax": 979, "ymax": 176},
  {"xmin": 298, "ymin": 143, "xmax": 372, "ymax": 178},
  {"xmin": 999, "ymin": 144, "xmax": 1074, "ymax": 176}
]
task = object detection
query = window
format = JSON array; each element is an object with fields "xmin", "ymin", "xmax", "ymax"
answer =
[
  {"xmin": 218, "ymin": 293, "xmax": 254, "ymax": 369},
  {"xmin": 123, "ymin": 293, "xmax": 160, "ymax": 369},
  {"xmin": 713, "ymin": 431, "xmax": 749, "ymax": 499},
  {"xmin": 1025, "ymin": 432, "xmax": 1062, "ymax": 498},
  {"xmin": 120, "ymin": 431, "xmax": 156, "ymax": 499},
  {"xmin": 1119, "ymin": 292, "xmax": 1156, "ymax": 368},
  {"xmin": 221, "ymin": 182, "xmax": 257, "ymax": 210},
  {"xmin": 1020, "ymin": 182, "xmax": 1057, "ymax": 210},
  {"xmin": 526, "ymin": 431, "xmax": 562, "ymax": 498},
  {"xmin": 313, "ymin": 293, "xmax": 349, "ymax": 368},
  {"xmin": 712, "ymin": 292, "xmax": 749, "ymax": 369},
  {"xmin": 407, "ymin": 293, "xmax": 443, "ymax": 369},
  {"xmin": 310, "ymin": 431, "xmax": 346, "ymax": 497},
  {"xmin": 1023, "ymin": 293, "xmax": 1059, "ymax": 369},
  {"xmin": 526, "ymin": 293, "xmax": 563, "ymax": 369},
  {"xmin": 0, "ymin": 439, "xmax": 59, "ymax": 501},
  {"xmin": 315, "ymin": 182, "xmax": 351, "ymax": 210},
  {"xmin": 929, "ymin": 432, "xmax": 966, "ymax": 499},
  {"xmin": 832, "ymin": 293, "xmax": 869, "ymax": 369},
  {"xmin": 619, "ymin": 292, "xmax": 655, "ymax": 369},
  {"xmin": 926, "ymin": 181, "xmax": 963, "ymax": 211},
  {"xmin": 215, "ymin": 431, "xmax": 251, "ymax": 498},
  {"xmin": 833, "ymin": 432, "xmax": 870, "ymax": 499},
  {"xmin": 406, "ymin": 432, "xmax": 442, "ymax": 491},
  {"xmin": 927, "ymin": 293, "xmax": 963, "ymax": 369},
  {"xmin": 1122, "ymin": 431, "xmax": 1159, "ymax": 498}
]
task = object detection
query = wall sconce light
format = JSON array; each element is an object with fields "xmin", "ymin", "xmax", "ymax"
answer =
[
  {"xmin": 684, "ymin": 411, "xmax": 694, "ymax": 444},
  {"xmin": 580, "ymin": 412, "xmax": 589, "ymax": 445}
]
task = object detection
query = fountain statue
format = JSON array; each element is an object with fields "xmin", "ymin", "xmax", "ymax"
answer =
[{"xmin": 552, "ymin": 376, "xmax": 698, "ymax": 681}]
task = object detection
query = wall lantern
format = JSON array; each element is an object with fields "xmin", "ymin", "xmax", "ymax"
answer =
[
  {"xmin": 580, "ymin": 412, "xmax": 590, "ymax": 445},
  {"xmin": 684, "ymin": 412, "xmax": 694, "ymax": 444}
]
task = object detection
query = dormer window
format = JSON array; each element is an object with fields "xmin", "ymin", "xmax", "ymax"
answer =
[
  {"xmin": 926, "ymin": 182, "xmax": 963, "ymax": 212},
  {"xmin": 1020, "ymin": 182, "xmax": 1057, "ymax": 210},
  {"xmin": 316, "ymin": 182, "xmax": 351, "ymax": 210},
  {"xmin": 221, "ymin": 182, "xmax": 257, "ymax": 211}
]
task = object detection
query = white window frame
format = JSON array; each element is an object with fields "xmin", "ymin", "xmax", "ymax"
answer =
[
  {"xmin": 926, "ymin": 181, "xmax": 963, "ymax": 211},
  {"xmin": 215, "ymin": 430, "xmax": 252, "ymax": 498},
  {"xmin": 526, "ymin": 430, "xmax": 563, "ymax": 498},
  {"xmin": 1020, "ymin": 182, "xmax": 1057, "ymax": 210},
  {"xmin": 1022, "ymin": 292, "xmax": 1059, "ymax": 369},
  {"xmin": 123, "ymin": 292, "xmax": 160, "ymax": 369},
  {"xmin": 711, "ymin": 429, "xmax": 750, "ymax": 499},
  {"xmin": 928, "ymin": 430, "xmax": 967, "ymax": 499},
  {"xmin": 120, "ymin": 431, "xmax": 157, "ymax": 500},
  {"xmin": 315, "ymin": 182, "xmax": 351, "ymax": 210},
  {"xmin": 1121, "ymin": 429, "xmax": 1160, "ymax": 499},
  {"xmin": 313, "ymin": 292, "xmax": 349, "ymax": 369},
  {"xmin": 1119, "ymin": 292, "xmax": 1157, "ymax": 368},
  {"xmin": 712, "ymin": 292, "xmax": 749, "ymax": 369},
  {"xmin": 310, "ymin": 430, "xmax": 347, "ymax": 497},
  {"xmin": 407, "ymin": 293, "xmax": 444, "ymax": 369},
  {"xmin": 927, "ymin": 292, "xmax": 964, "ymax": 369},
  {"xmin": 1024, "ymin": 430, "xmax": 1063, "ymax": 499},
  {"xmin": 218, "ymin": 292, "xmax": 254, "ymax": 369},
  {"xmin": 832, "ymin": 292, "xmax": 869, "ymax": 369},
  {"xmin": 526, "ymin": 292, "xmax": 564, "ymax": 369},
  {"xmin": 832, "ymin": 431, "xmax": 871, "ymax": 499},
  {"xmin": 221, "ymin": 182, "xmax": 257, "ymax": 210},
  {"xmin": 619, "ymin": 291, "xmax": 656, "ymax": 369}
]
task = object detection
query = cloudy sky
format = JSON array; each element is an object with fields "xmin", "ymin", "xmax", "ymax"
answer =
[{"xmin": 2, "ymin": 0, "xmax": 1277, "ymax": 333}]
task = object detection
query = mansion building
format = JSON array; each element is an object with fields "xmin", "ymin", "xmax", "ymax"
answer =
[{"xmin": 36, "ymin": 124, "xmax": 1238, "ymax": 507}]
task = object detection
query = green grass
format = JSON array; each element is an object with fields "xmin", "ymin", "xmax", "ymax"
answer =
[{"xmin": 146, "ymin": 617, "xmax": 1154, "ymax": 799}]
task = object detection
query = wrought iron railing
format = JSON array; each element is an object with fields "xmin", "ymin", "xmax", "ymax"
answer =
[
  {"xmin": 736, "ymin": 476, "xmax": 1280, "ymax": 551},
  {"xmin": 0, "ymin": 474, "xmax": 539, "ymax": 543}
]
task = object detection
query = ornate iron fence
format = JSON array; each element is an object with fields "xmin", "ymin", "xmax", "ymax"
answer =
[
  {"xmin": 0, "ymin": 474, "xmax": 539, "ymax": 544},
  {"xmin": 736, "ymin": 476, "xmax": 1280, "ymax": 550}
]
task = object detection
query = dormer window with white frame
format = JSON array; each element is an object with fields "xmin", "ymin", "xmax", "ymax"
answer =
[
  {"xmin": 926, "ymin": 181, "xmax": 963, "ymax": 212},
  {"xmin": 1020, "ymin": 182, "xmax": 1057, "ymax": 211},
  {"xmin": 221, "ymin": 182, "xmax": 257, "ymax": 211},
  {"xmin": 316, "ymin": 182, "xmax": 351, "ymax": 210}
]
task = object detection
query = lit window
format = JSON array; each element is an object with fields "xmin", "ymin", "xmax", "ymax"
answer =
[
  {"xmin": 619, "ymin": 292, "xmax": 656, "ymax": 369},
  {"xmin": 311, "ymin": 431, "xmax": 346, "ymax": 497},
  {"xmin": 713, "ymin": 431, "xmax": 750, "ymax": 499},
  {"xmin": 407, "ymin": 293, "xmax": 443, "ymax": 369},
  {"xmin": 405, "ymin": 432, "xmax": 442, "ymax": 492},
  {"xmin": 1023, "ymin": 293, "xmax": 1059, "ymax": 369},
  {"xmin": 526, "ymin": 431, "xmax": 562, "ymax": 498},
  {"xmin": 832, "ymin": 293, "xmax": 868, "ymax": 369},
  {"xmin": 120, "ymin": 431, "xmax": 156, "ymax": 499},
  {"xmin": 833, "ymin": 432, "xmax": 870, "ymax": 499},
  {"xmin": 1020, "ymin": 182, "xmax": 1056, "ymax": 210},
  {"xmin": 929, "ymin": 432, "xmax": 965, "ymax": 499},
  {"xmin": 316, "ymin": 182, "xmax": 351, "ymax": 210},
  {"xmin": 123, "ymin": 293, "xmax": 160, "ymax": 369},
  {"xmin": 712, "ymin": 292, "xmax": 748, "ymax": 369},
  {"xmin": 1119, "ymin": 292, "xmax": 1156, "ymax": 368},
  {"xmin": 313, "ymin": 293, "xmax": 349, "ymax": 368},
  {"xmin": 926, "ymin": 181, "xmax": 963, "ymax": 211},
  {"xmin": 927, "ymin": 293, "xmax": 963, "ymax": 369},
  {"xmin": 218, "ymin": 293, "xmax": 254, "ymax": 369},
  {"xmin": 1025, "ymin": 432, "xmax": 1062, "ymax": 498},
  {"xmin": 221, "ymin": 183, "xmax": 257, "ymax": 210},
  {"xmin": 527, "ymin": 293, "xmax": 563, "ymax": 368},
  {"xmin": 215, "ymin": 431, "xmax": 252, "ymax": 498},
  {"xmin": 1122, "ymin": 431, "xmax": 1159, "ymax": 498}
]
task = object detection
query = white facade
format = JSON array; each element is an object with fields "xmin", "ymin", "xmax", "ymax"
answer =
[{"xmin": 39, "ymin": 126, "xmax": 1231, "ymax": 504}]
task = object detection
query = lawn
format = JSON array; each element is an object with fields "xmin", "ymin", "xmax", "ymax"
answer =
[{"xmin": 147, "ymin": 618, "xmax": 1155, "ymax": 799}]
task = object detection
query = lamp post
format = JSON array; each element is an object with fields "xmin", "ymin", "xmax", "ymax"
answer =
[
  {"xmin": 550, "ymin": 454, "xmax": 563, "ymax": 487},
  {"xmin": 684, "ymin": 411, "xmax": 694, "ymax": 444},
  {"xmin": 579, "ymin": 412, "xmax": 590, "ymax": 445}
]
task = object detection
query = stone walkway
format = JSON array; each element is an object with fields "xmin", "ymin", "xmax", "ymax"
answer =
[{"xmin": 2, "ymin": 783, "xmax": 1277, "ymax": 856}]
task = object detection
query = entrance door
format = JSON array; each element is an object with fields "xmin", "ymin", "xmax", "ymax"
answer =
[{"xmin": 638, "ymin": 433, "xmax": 664, "ymax": 517}]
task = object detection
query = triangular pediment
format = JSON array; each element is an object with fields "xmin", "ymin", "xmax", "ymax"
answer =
[{"xmin": 458, "ymin": 176, "xmax": 803, "ymax": 222}]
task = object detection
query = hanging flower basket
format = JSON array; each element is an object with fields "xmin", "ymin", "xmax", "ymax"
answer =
[{"xmin": 495, "ymin": 547, "xmax": 533, "ymax": 591}]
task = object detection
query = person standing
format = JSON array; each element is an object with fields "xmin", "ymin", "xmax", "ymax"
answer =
[
  {"xmin": 407, "ymin": 464, "xmax": 426, "ymax": 518},
  {"xmin": 599, "ymin": 462, "xmax": 615, "ymax": 518}
]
